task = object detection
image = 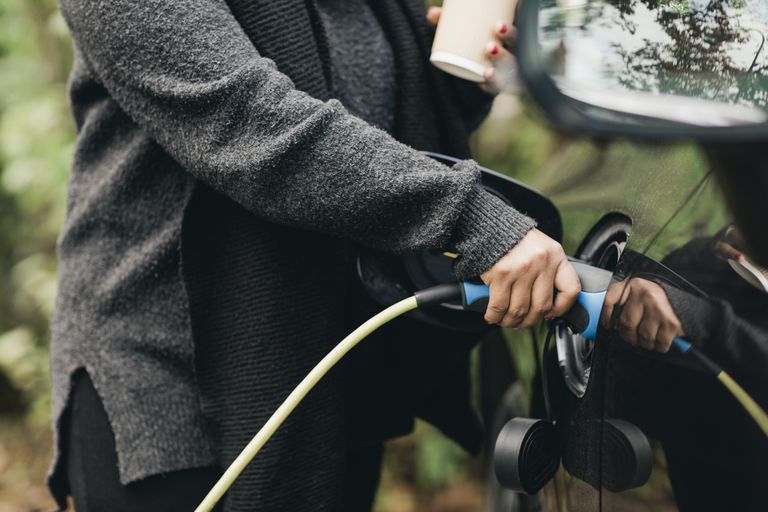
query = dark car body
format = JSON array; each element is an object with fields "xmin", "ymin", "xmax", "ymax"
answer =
[
  {"xmin": 478, "ymin": 0, "xmax": 768, "ymax": 506},
  {"xmin": 480, "ymin": 140, "xmax": 767, "ymax": 512}
]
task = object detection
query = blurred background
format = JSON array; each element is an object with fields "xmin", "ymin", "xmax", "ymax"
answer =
[{"xmin": 0, "ymin": 0, "xmax": 710, "ymax": 510}]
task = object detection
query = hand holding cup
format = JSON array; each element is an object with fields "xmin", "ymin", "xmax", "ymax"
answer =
[{"xmin": 427, "ymin": 1, "xmax": 519, "ymax": 94}]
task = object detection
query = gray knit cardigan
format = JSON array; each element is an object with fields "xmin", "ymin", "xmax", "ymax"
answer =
[{"xmin": 49, "ymin": 0, "xmax": 535, "ymax": 503}]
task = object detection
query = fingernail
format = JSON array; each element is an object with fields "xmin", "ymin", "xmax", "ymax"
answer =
[
  {"xmin": 487, "ymin": 42, "xmax": 499, "ymax": 56},
  {"xmin": 497, "ymin": 22, "xmax": 509, "ymax": 34},
  {"xmin": 545, "ymin": 316, "xmax": 555, "ymax": 322},
  {"xmin": 484, "ymin": 67, "xmax": 496, "ymax": 81}
]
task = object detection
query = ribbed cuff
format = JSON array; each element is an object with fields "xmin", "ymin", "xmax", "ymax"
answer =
[
  {"xmin": 662, "ymin": 284, "xmax": 720, "ymax": 349},
  {"xmin": 448, "ymin": 184, "xmax": 537, "ymax": 280}
]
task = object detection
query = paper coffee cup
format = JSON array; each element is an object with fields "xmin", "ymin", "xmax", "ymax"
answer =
[{"xmin": 431, "ymin": 0, "xmax": 518, "ymax": 82}]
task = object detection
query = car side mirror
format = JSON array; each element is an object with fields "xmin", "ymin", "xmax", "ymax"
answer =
[
  {"xmin": 515, "ymin": 0, "xmax": 768, "ymax": 266},
  {"xmin": 516, "ymin": 0, "xmax": 768, "ymax": 142}
]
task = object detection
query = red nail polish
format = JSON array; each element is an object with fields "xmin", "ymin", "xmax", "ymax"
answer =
[
  {"xmin": 491, "ymin": 44, "xmax": 499, "ymax": 55},
  {"xmin": 499, "ymin": 22, "xmax": 509, "ymax": 34}
]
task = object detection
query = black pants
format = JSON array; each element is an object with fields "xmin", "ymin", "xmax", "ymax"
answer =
[{"xmin": 64, "ymin": 371, "xmax": 383, "ymax": 511}]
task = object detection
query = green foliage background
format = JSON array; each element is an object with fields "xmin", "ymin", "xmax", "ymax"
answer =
[{"xmin": 0, "ymin": 0, "xmax": 72, "ymax": 424}]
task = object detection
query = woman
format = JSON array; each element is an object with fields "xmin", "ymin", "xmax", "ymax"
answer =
[{"xmin": 49, "ymin": 1, "xmax": 579, "ymax": 510}]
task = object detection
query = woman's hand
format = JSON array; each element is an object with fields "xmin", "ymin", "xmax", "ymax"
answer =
[
  {"xmin": 426, "ymin": 6, "xmax": 517, "ymax": 94},
  {"xmin": 480, "ymin": 229, "xmax": 581, "ymax": 328},
  {"xmin": 600, "ymin": 278, "xmax": 684, "ymax": 353}
]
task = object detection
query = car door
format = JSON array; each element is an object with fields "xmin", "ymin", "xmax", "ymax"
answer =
[
  {"xmin": 483, "ymin": 139, "xmax": 719, "ymax": 510},
  {"xmin": 533, "ymin": 148, "xmax": 768, "ymax": 511}
]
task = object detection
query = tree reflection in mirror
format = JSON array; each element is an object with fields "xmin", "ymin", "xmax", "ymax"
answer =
[{"xmin": 539, "ymin": 0, "xmax": 768, "ymax": 126}]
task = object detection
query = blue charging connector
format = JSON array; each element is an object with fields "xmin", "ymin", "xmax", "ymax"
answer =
[{"xmin": 460, "ymin": 261, "xmax": 690, "ymax": 348}]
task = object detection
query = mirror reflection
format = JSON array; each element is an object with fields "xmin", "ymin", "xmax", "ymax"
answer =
[
  {"xmin": 597, "ymin": 223, "xmax": 768, "ymax": 511},
  {"xmin": 539, "ymin": 0, "xmax": 768, "ymax": 126}
]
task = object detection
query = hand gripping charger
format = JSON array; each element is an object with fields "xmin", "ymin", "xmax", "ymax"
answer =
[
  {"xmin": 460, "ymin": 260, "xmax": 612, "ymax": 341},
  {"xmin": 461, "ymin": 260, "xmax": 698, "ymax": 349}
]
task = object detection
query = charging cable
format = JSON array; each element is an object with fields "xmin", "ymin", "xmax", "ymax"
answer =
[
  {"xmin": 672, "ymin": 338, "xmax": 768, "ymax": 437},
  {"xmin": 194, "ymin": 284, "xmax": 461, "ymax": 512}
]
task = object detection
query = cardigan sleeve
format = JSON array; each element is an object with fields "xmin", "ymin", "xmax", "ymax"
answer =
[{"xmin": 59, "ymin": 0, "xmax": 535, "ymax": 279}]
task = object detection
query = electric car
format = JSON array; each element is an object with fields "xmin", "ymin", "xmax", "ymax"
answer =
[{"xmin": 483, "ymin": 0, "xmax": 768, "ymax": 511}]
